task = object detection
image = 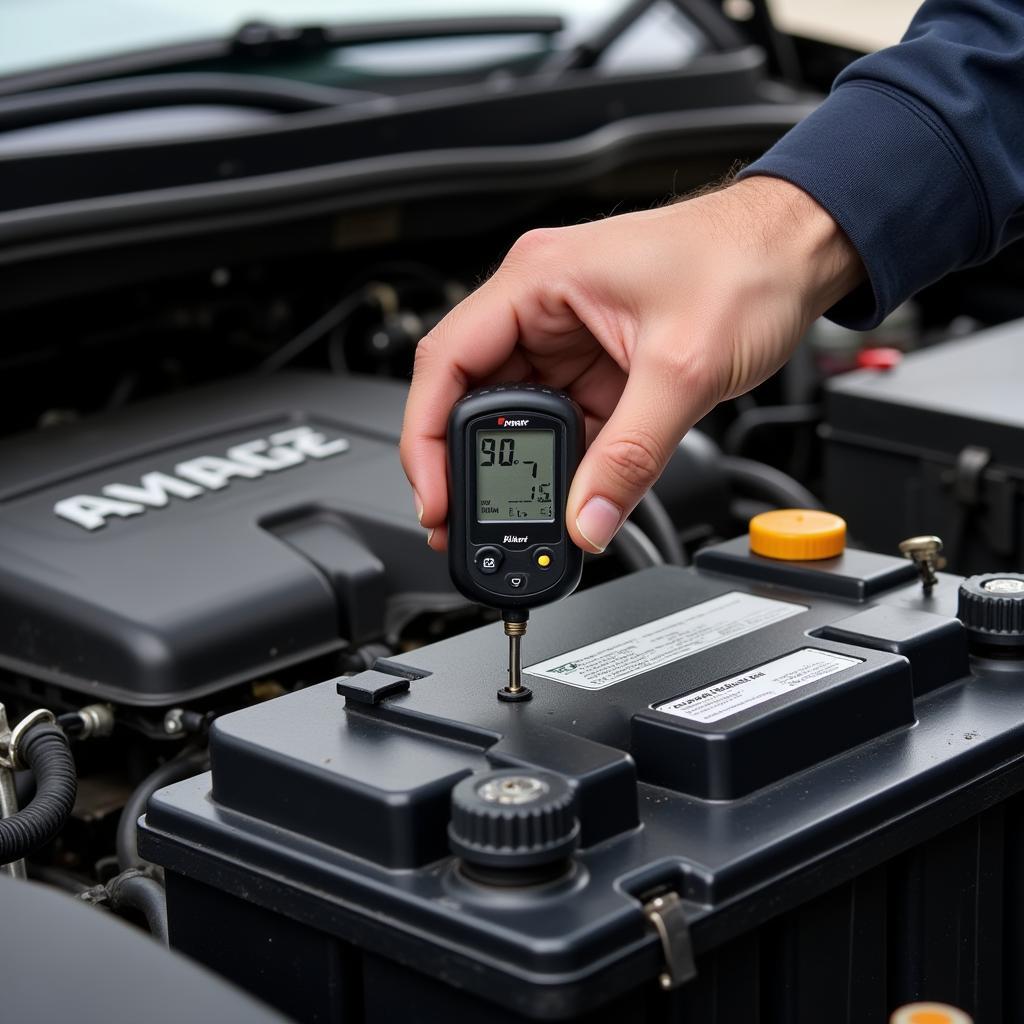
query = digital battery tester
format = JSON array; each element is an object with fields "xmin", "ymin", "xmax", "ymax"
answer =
[{"xmin": 447, "ymin": 384, "xmax": 585, "ymax": 700}]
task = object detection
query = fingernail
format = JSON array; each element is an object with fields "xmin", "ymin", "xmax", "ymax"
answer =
[
  {"xmin": 427, "ymin": 528, "xmax": 435, "ymax": 546},
  {"xmin": 576, "ymin": 496, "xmax": 622, "ymax": 553},
  {"xmin": 413, "ymin": 491, "xmax": 424, "ymax": 524}
]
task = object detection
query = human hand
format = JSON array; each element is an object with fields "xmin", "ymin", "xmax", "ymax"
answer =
[{"xmin": 400, "ymin": 176, "xmax": 862, "ymax": 553}]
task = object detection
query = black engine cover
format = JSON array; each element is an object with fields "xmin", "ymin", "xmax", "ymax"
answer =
[{"xmin": 0, "ymin": 372, "xmax": 453, "ymax": 705}]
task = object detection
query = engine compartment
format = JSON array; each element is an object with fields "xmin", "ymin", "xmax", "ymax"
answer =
[
  {"xmin": 3, "ymin": 7, "xmax": 1024, "ymax": 1021},
  {"xmin": 4, "ymin": 144, "xmax": 1024, "ymax": 941}
]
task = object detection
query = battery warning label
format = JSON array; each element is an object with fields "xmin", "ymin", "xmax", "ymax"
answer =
[
  {"xmin": 654, "ymin": 648, "xmax": 863, "ymax": 724},
  {"xmin": 525, "ymin": 591, "xmax": 807, "ymax": 690}
]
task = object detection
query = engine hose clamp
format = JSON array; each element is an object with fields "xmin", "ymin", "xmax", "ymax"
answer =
[{"xmin": 10, "ymin": 709, "xmax": 57, "ymax": 771}]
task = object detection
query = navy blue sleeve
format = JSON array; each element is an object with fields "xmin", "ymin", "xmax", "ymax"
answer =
[{"xmin": 739, "ymin": 1, "xmax": 1024, "ymax": 329}]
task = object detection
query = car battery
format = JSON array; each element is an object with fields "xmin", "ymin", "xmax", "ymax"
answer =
[
  {"xmin": 823, "ymin": 317, "xmax": 1024, "ymax": 575},
  {"xmin": 141, "ymin": 522, "xmax": 1024, "ymax": 1024}
]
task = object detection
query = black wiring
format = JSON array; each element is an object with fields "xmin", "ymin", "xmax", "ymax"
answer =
[{"xmin": 258, "ymin": 288, "xmax": 376, "ymax": 373}]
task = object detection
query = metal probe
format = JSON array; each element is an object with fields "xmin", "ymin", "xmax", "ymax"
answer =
[{"xmin": 498, "ymin": 611, "xmax": 532, "ymax": 702}]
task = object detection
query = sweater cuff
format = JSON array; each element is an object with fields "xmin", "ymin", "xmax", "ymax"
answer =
[{"xmin": 738, "ymin": 82, "xmax": 987, "ymax": 330}]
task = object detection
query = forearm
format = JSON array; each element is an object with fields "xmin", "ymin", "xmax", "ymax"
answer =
[
  {"xmin": 725, "ymin": 177, "xmax": 864, "ymax": 317},
  {"xmin": 741, "ymin": 0, "xmax": 1024, "ymax": 329}
]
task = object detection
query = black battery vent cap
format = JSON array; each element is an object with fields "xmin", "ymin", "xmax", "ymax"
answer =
[
  {"xmin": 449, "ymin": 770, "xmax": 580, "ymax": 885},
  {"xmin": 958, "ymin": 573, "xmax": 1024, "ymax": 649}
]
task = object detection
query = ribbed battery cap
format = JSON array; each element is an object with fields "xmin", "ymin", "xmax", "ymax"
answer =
[
  {"xmin": 749, "ymin": 509, "xmax": 846, "ymax": 561},
  {"xmin": 958, "ymin": 573, "xmax": 1024, "ymax": 647},
  {"xmin": 448, "ymin": 769, "xmax": 579, "ymax": 870}
]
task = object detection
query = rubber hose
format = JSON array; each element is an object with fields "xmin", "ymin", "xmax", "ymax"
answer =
[
  {"xmin": 730, "ymin": 497, "xmax": 776, "ymax": 525},
  {"xmin": 631, "ymin": 492, "xmax": 687, "ymax": 566},
  {"xmin": 608, "ymin": 520, "xmax": 664, "ymax": 572},
  {"xmin": 116, "ymin": 749, "xmax": 208, "ymax": 872},
  {"xmin": 106, "ymin": 870, "xmax": 169, "ymax": 945},
  {"xmin": 720, "ymin": 456, "xmax": 824, "ymax": 512},
  {"xmin": 0, "ymin": 723, "xmax": 76, "ymax": 866}
]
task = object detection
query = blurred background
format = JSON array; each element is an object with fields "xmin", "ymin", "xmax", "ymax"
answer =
[
  {"xmin": 0, "ymin": 0, "xmax": 920, "ymax": 79},
  {"xmin": 3, "ymin": 0, "xmax": 1019, "ymax": 569},
  {"xmin": 773, "ymin": 0, "xmax": 918, "ymax": 50}
]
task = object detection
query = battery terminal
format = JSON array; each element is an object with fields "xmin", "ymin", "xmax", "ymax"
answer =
[{"xmin": 899, "ymin": 535, "xmax": 946, "ymax": 595}]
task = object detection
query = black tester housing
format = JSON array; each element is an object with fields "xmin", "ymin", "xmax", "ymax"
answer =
[{"xmin": 447, "ymin": 384, "xmax": 585, "ymax": 613}]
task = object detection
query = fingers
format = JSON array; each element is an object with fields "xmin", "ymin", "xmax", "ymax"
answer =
[
  {"xmin": 399, "ymin": 281, "xmax": 521, "ymax": 531},
  {"xmin": 399, "ymin": 229, "xmax": 596, "ymax": 537},
  {"xmin": 566, "ymin": 342, "xmax": 712, "ymax": 553},
  {"xmin": 413, "ymin": 350, "xmax": 535, "ymax": 553},
  {"xmin": 565, "ymin": 348, "xmax": 627, "ymax": 429},
  {"xmin": 425, "ymin": 523, "xmax": 448, "ymax": 552}
]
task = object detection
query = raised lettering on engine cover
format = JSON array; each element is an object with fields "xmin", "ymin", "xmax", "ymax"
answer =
[{"xmin": 54, "ymin": 425, "xmax": 349, "ymax": 531}]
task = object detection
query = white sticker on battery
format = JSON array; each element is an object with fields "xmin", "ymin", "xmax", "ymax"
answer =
[
  {"xmin": 524, "ymin": 591, "xmax": 807, "ymax": 690},
  {"xmin": 653, "ymin": 648, "xmax": 863, "ymax": 724}
]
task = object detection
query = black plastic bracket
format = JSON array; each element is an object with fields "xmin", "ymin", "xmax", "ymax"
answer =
[{"xmin": 335, "ymin": 671, "xmax": 410, "ymax": 706}]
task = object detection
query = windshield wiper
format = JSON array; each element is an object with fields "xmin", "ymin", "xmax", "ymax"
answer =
[{"xmin": 0, "ymin": 15, "xmax": 565, "ymax": 99}]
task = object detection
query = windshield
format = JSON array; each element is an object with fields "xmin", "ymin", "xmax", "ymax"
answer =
[{"xmin": 0, "ymin": 0, "xmax": 702, "ymax": 80}]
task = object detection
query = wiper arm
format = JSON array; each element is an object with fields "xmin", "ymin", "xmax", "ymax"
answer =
[
  {"xmin": 233, "ymin": 16, "xmax": 565, "ymax": 57},
  {"xmin": 0, "ymin": 74, "xmax": 381, "ymax": 135},
  {"xmin": 0, "ymin": 15, "xmax": 565, "ymax": 99}
]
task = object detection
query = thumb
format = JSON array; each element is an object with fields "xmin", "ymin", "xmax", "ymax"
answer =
[{"xmin": 566, "ymin": 353, "xmax": 707, "ymax": 553}]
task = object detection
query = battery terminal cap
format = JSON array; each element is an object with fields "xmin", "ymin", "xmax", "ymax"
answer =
[
  {"xmin": 958, "ymin": 572, "xmax": 1024, "ymax": 648},
  {"xmin": 890, "ymin": 1003, "xmax": 972, "ymax": 1024},
  {"xmin": 449, "ymin": 769, "xmax": 579, "ymax": 881},
  {"xmin": 749, "ymin": 509, "xmax": 846, "ymax": 561}
]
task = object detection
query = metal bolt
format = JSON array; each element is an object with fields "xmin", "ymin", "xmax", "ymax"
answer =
[
  {"xmin": 163, "ymin": 708, "xmax": 185, "ymax": 736},
  {"xmin": 477, "ymin": 775, "xmax": 548, "ymax": 805},
  {"xmin": 77, "ymin": 703, "xmax": 115, "ymax": 739}
]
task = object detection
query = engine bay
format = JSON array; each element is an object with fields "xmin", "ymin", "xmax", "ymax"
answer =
[{"xmin": 3, "ymin": 5, "xmax": 1024, "ymax": 1022}]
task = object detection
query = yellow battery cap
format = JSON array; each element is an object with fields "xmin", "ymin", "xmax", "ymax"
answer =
[
  {"xmin": 890, "ymin": 1003, "xmax": 972, "ymax": 1024},
  {"xmin": 749, "ymin": 509, "xmax": 846, "ymax": 561}
]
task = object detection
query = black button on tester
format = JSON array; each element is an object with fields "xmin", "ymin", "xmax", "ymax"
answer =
[
  {"xmin": 447, "ymin": 385, "xmax": 585, "ymax": 701},
  {"xmin": 474, "ymin": 547, "xmax": 502, "ymax": 575}
]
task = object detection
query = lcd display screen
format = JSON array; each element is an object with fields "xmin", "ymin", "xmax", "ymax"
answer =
[{"xmin": 476, "ymin": 429, "xmax": 555, "ymax": 522}]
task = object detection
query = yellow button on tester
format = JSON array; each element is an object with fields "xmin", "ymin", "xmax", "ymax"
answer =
[
  {"xmin": 535, "ymin": 550, "xmax": 552, "ymax": 569},
  {"xmin": 749, "ymin": 509, "xmax": 846, "ymax": 561}
]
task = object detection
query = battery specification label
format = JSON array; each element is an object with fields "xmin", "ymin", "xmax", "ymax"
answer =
[
  {"xmin": 525, "ymin": 591, "xmax": 807, "ymax": 690},
  {"xmin": 654, "ymin": 648, "xmax": 863, "ymax": 724}
]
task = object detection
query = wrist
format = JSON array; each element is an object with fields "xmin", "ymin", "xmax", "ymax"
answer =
[{"xmin": 726, "ymin": 175, "xmax": 864, "ymax": 315}]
